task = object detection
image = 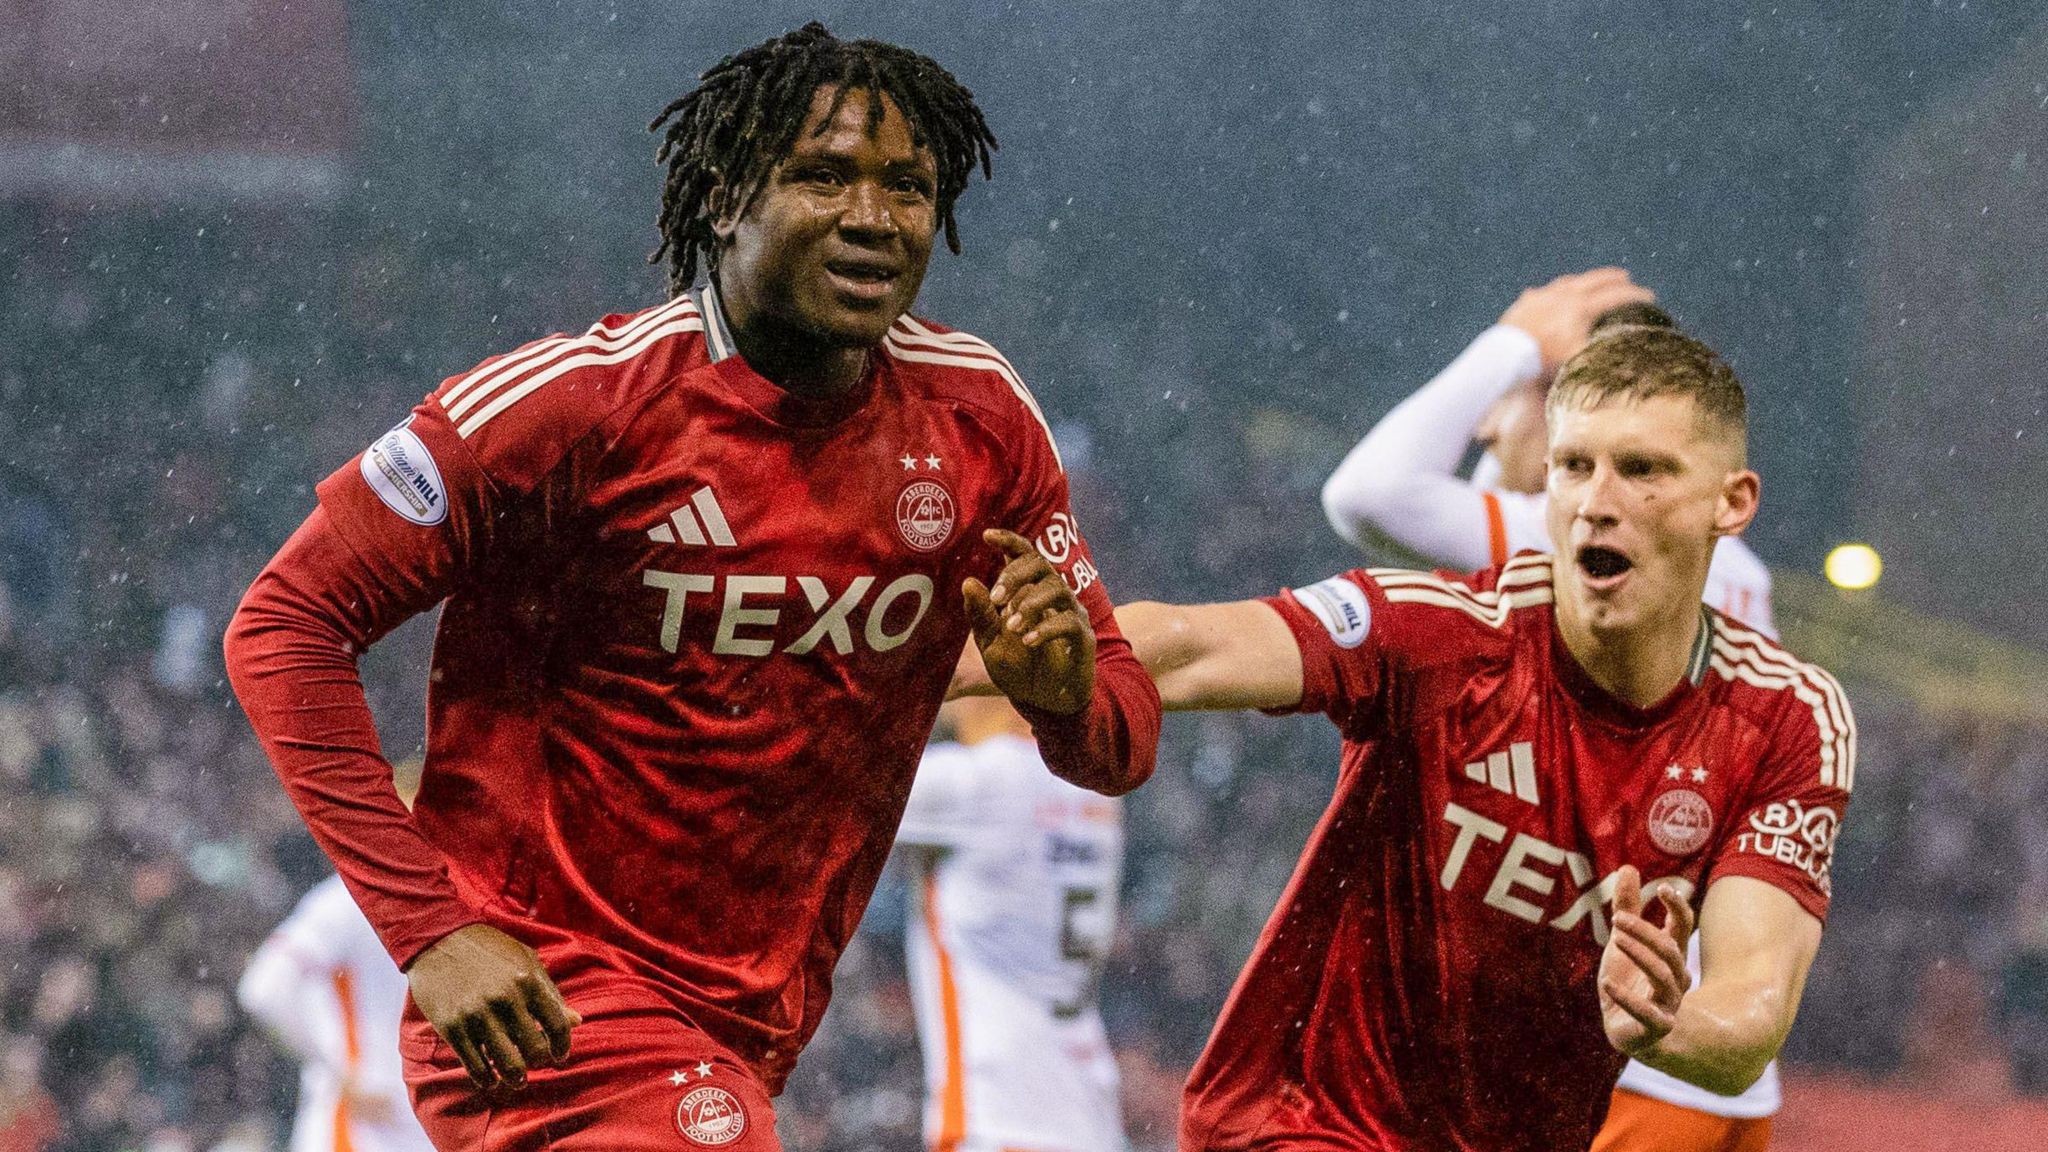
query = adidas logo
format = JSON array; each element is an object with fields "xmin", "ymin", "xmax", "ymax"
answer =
[
  {"xmin": 648, "ymin": 486, "xmax": 737, "ymax": 547},
  {"xmin": 1462, "ymin": 741, "xmax": 1539, "ymax": 805}
]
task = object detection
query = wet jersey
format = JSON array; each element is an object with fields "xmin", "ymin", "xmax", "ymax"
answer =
[
  {"xmin": 897, "ymin": 735, "xmax": 1126, "ymax": 1152},
  {"xmin": 1320, "ymin": 325, "xmax": 1784, "ymax": 1117},
  {"xmin": 1180, "ymin": 553, "xmax": 1852, "ymax": 1152},
  {"xmin": 226, "ymin": 286, "xmax": 1160, "ymax": 1092}
]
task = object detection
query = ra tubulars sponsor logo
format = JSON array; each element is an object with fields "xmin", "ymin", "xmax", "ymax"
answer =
[
  {"xmin": 641, "ymin": 569, "xmax": 935, "ymax": 658},
  {"xmin": 1438, "ymin": 801, "xmax": 1696, "ymax": 947},
  {"xmin": 1734, "ymin": 798, "xmax": 1838, "ymax": 893},
  {"xmin": 1035, "ymin": 512, "xmax": 1100, "ymax": 595}
]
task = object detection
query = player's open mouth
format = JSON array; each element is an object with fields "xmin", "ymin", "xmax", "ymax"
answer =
[
  {"xmin": 1576, "ymin": 545, "xmax": 1634, "ymax": 591},
  {"xmin": 824, "ymin": 259, "xmax": 899, "ymax": 300}
]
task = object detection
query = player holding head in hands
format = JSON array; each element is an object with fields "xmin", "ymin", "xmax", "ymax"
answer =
[
  {"xmin": 1104, "ymin": 325, "xmax": 1851, "ymax": 1150},
  {"xmin": 1320, "ymin": 271, "xmax": 1787, "ymax": 1146},
  {"xmin": 1319, "ymin": 268, "xmax": 1775, "ymax": 636},
  {"xmin": 226, "ymin": 23, "xmax": 1158, "ymax": 1152}
]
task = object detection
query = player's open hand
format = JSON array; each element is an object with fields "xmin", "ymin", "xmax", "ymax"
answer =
[
  {"xmin": 408, "ymin": 923, "xmax": 580, "ymax": 1094},
  {"xmin": 1598, "ymin": 865, "xmax": 1696, "ymax": 1060},
  {"xmin": 1498, "ymin": 267, "xmax": 1656, "ymax": 377},
  {"xmin": 963, "ymin": 528, "xmax": 1094, "ymax": 714}
]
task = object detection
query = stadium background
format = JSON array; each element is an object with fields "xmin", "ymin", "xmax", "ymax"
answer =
[{"xmin": 2, "ymin": 1, "xmax": 2045, "ymax": 1149}]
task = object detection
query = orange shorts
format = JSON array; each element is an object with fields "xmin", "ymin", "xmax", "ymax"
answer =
[{"xmin": 1591, "ymin": 1087, "xmax": 1771, "ymax": 1152}]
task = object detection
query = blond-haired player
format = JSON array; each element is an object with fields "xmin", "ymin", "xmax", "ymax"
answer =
[
  {"xmin": 1320, "ymin": 268, "xmax": 1780, "ymax": 1149},
  {"xmin": 896, "ymin": 696, "xmax": 1127, "ymax": 1152},
  {"xmin": 975, "ymin": 322, "xmax": 1861, "ymax": 1150},
  {"xmin": 1322, "ymin": 268, "xmax": 1775, "ymax": 633}
]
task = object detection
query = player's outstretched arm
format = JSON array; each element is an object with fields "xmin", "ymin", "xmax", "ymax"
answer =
[
  {"xmin": 1112, "ymin": 600, "xmax": 1304, "ymax": 712},
  {"xmin": 1598, "ymin": 869, "xmax": 1821, "ymax": 1095},
  {"xmin": 953, "ymin": 599, "xmax": 1307, "ymax": 712}
]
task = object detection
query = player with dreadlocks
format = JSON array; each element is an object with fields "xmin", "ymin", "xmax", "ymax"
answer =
[
  {"xmin": 647, "ymin": 21, "xmax": 994, "ymax": 297},
  {"xmin": 226, "ymin": 22, "xmax": 1159, "ymax": 1151}
]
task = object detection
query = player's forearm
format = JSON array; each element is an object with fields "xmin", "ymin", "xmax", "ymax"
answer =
[
  {"xmin": 1630, "ymin": 977, "xmax": 1793, "ymax": 1095},
  {"xmin": 1114, "ymin": 601, "xmax": 1298, "ymax": 712},
  {"xmin": 1023, "ymin": 616, "xmax": 1161, "ymax": 796},
  {"xmin": 1323, "ymin": 476, "xmax": 1501, "ymax": 570},
  {"xmin": 1320, "ymin": 326, "xmax": 1540, "ymax": 555},
  {"xmin": 1122, "ymin": 602, "xmax": 1228, "ymax": 709},
  {"xmin": 225, "ymin": 512, "xmax": 481, "ymax": 966}
]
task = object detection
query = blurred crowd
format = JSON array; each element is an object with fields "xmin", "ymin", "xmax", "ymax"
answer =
[{"xmin": 4, "ymin": 203, "xmax": 2048, "ymax": 1152}]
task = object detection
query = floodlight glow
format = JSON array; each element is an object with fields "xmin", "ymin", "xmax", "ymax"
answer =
[{"xmin": 1824, "ymin": 543, "xmax": 1882, "ymax": 591}]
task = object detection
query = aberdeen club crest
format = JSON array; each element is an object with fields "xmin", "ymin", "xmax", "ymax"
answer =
[
  {"xmin": 1646, "ymin": 788, "xmax": 1714, "ymax": 857},
  {"xmin": 896, "ymin": 479, "xmax": 956, "ymax": 552},
  {"xmin": 676, "ymin": 1084, "xmax": 747, "ymax": 1146}
]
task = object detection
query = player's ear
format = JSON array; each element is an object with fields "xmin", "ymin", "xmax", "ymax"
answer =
[
  {"xmin": 1713, "ymin": 468, "xmax": 1759, "ymax": 539},
  {"xmin": 707, "ymin": 175, "xmax": 741, "ymax": 243}
]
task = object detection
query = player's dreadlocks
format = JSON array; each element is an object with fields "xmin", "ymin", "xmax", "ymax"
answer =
[{"xmin": 648, "ymin": 22, "xmax": 998, "ymax": 297}]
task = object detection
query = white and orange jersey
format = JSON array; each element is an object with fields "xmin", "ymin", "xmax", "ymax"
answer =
[
  {"xmin": 896, "ymin": 736, "xmax": 1127, "ymax": 1152},
  {"xmin": 237, "ymin": 875, "xmax": 433, "ymax": 1152}
]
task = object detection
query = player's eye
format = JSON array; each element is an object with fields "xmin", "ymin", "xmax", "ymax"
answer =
[
  {"xmin": 893, "ymin": 175, "xmax": 935, "ymax": 197},
  {"xmin": 792, "ymin": 165, "xmax": 843, "ymax": 187}
]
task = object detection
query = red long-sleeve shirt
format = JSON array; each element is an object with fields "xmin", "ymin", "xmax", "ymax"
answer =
[{"xmin": 225, "ymin": 293, "xmax": 1159, "ymax": 1090}]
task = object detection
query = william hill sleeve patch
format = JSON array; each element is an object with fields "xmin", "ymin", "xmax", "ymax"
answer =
[
  {"xmin": 360, "ymin": 421, "xmax": 449, "ymax": 526},
  {"xmin": 1293, "ymin": 575, "xmax": 1372, "ymax": 648}
]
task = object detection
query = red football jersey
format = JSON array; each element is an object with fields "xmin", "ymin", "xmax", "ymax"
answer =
[
  {"xmin": 1180, "ymin": 553, "xmax": 1853, "ymax": 1152},
  {"xmin": 226, "ymin": 288, "xmax": 1160, "ymax": 1091}
]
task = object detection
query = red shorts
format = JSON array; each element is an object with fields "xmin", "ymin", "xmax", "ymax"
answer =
[
  {"xmin": 403, "ymin": 996, "xmax": 781, "ymax": 1152},
  {"xmin": 1590, "ymin": 1087, "xmax": 1772, "ymax": 1152}
]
